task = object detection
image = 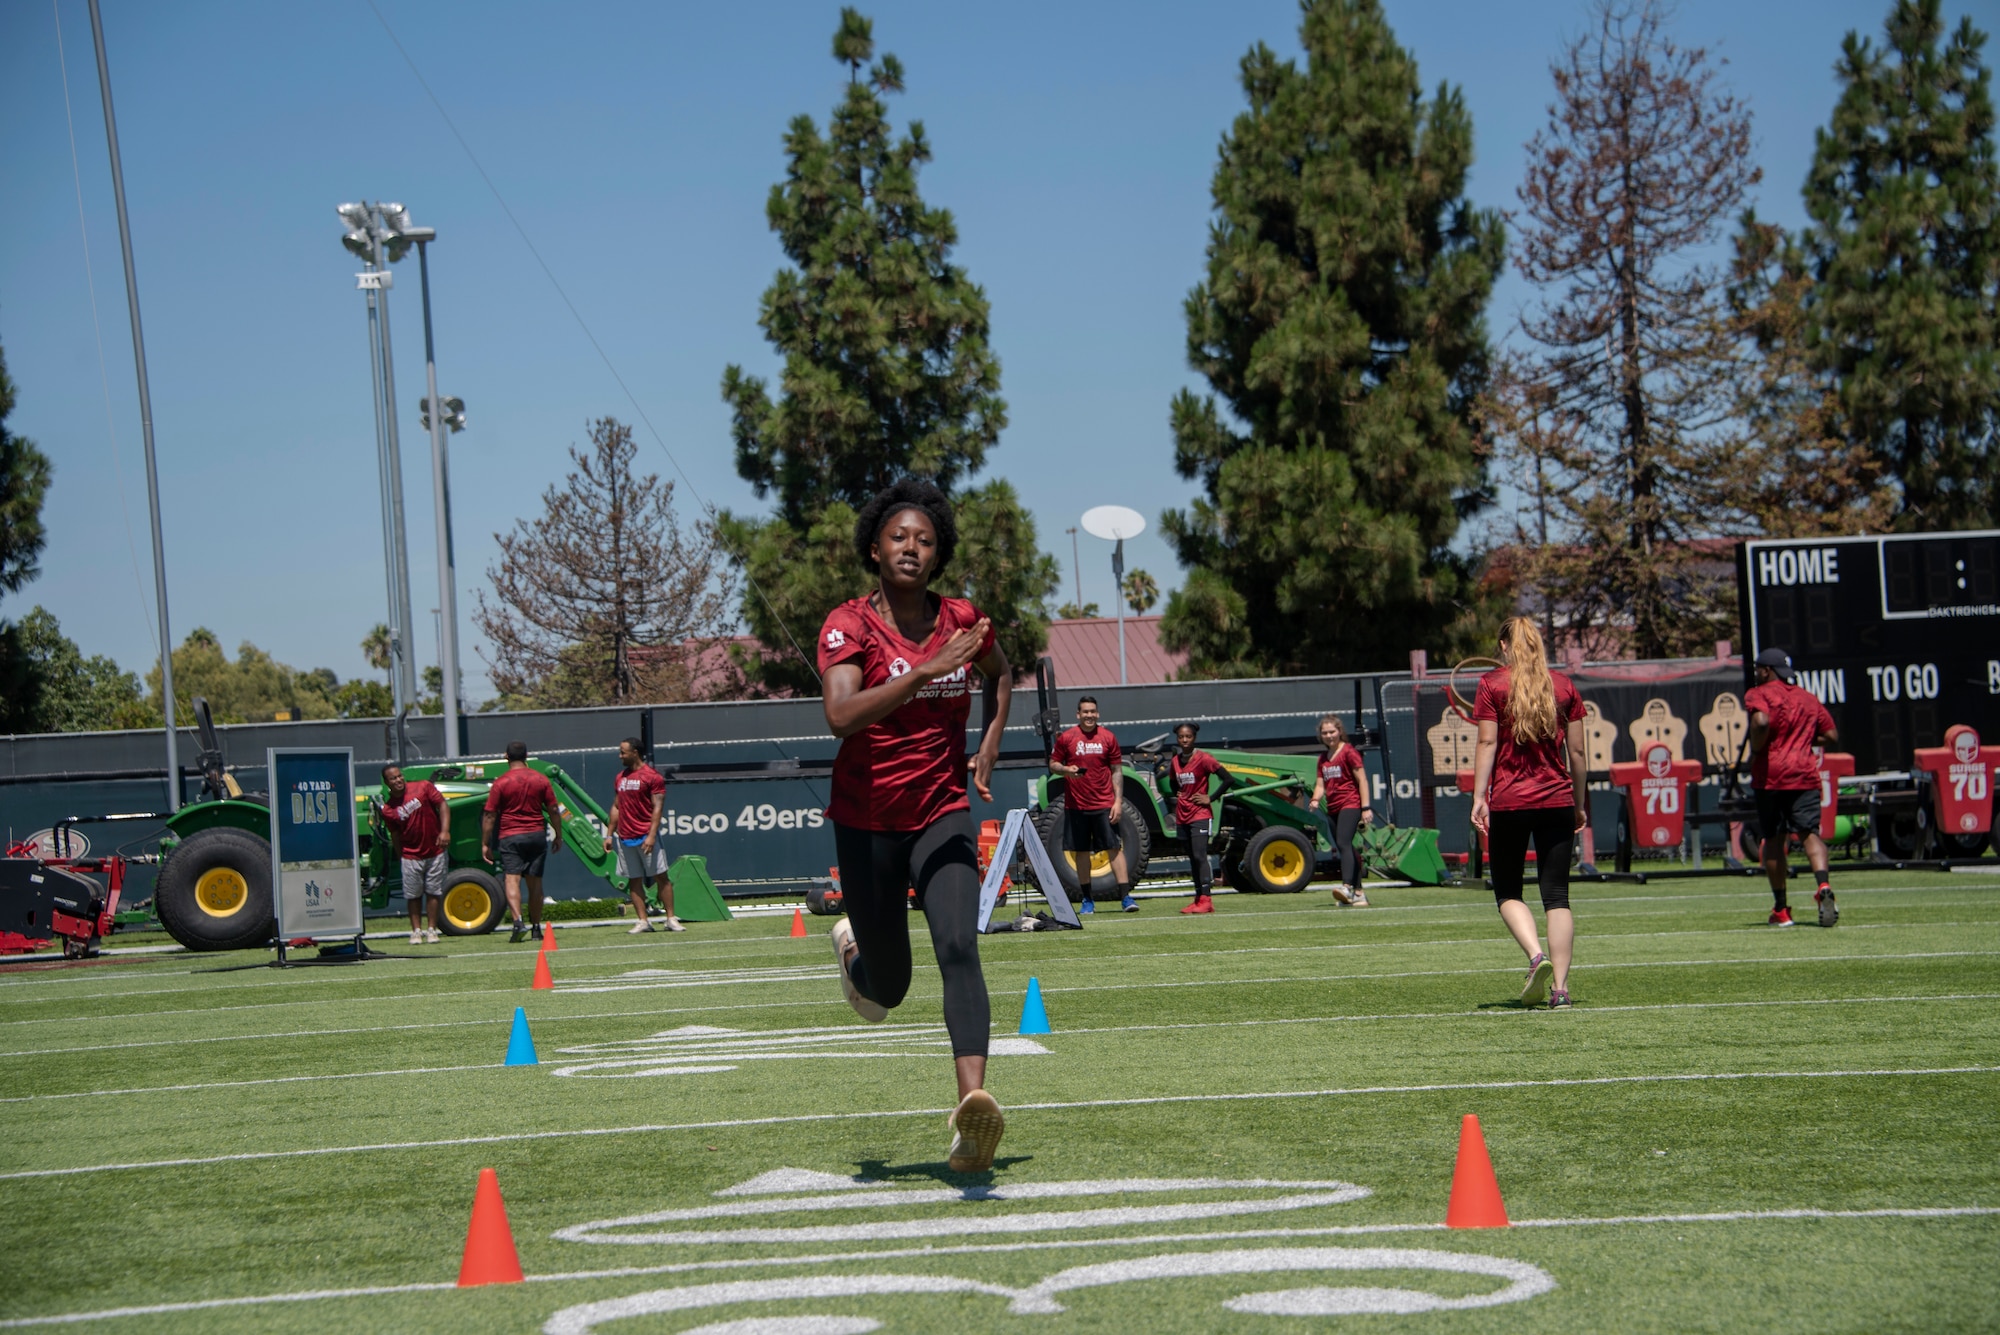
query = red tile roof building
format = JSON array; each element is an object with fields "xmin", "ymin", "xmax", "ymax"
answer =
[{"xmin": 1042, "ymin": 616, "xmax": 1185, "ymax": 686}]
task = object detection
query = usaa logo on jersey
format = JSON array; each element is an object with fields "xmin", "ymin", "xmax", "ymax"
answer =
[
  {"xmin": 826, "ymin": 628, "xmax": 846, "ymax": 649},
  {"xmin": 888, "ymin": 656, "xmax": 912, "ymax": 677}
]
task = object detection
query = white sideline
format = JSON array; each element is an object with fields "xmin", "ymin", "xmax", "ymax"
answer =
[
  {"xmin": 7, "ymin": 993, "xmax": 1995, "ymax": 1105},
  {"xmin": 0, "ymin": 1204, "xmax": 1993, "ymax": 1328},
  {"xmin": 4, "ymin": 948, "xmax": 1993, "ymax": 1059},
  {"xmin": 9, "ymin": 918, "xmax": 1984, "ymax": 1025},
  {"xmin": 0, "ymin": 879, "xmax": 1983, "ymax": 996},
  {"xmin": 3, "ymin": 1064, "xmax": 1994, "ymax": 1181}
]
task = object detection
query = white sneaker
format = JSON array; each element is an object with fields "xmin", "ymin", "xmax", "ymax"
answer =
[
  {"xmin": 947, "ymin": 1089, "xmax": 1005, "ymax": 1172},
  {"xmin": 408, "ymin": 929, "xmax": 423, "ymax": 945},
  {"xmin": 1330, "ymin": 885, "xmax": 1354, "ymax": 906},
  {"xmin": 425, "ymin": 928, "xmax": 441, "ymax": 944},
  {"xmin": 664, "ymin": 916, "xmax": 685, "ymax": 933},
  {"xmin": 629, "ymin": 921, "xmax": 656, "ymax": 934},
  {"xmin": 830, "ymin": 917, "xmax": 887, "ymax": 1022}
]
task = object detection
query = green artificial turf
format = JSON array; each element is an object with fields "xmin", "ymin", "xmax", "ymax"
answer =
[{"xmin": 1, "ymin": 870, "xmax": 1996, "ymax": 1332}]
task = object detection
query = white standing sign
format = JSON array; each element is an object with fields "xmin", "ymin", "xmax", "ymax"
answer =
[
  {"xmin": 977, "ymin": 808, "xmax": 1083, "ymax": 932},
  {"xmin": 267, "ymin": 747, "xmax": 364, "ymax": 940}
]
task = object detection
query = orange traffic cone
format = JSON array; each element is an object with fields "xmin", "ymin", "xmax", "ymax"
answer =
[
  {"xmin": 531, "ymin": 950, "xmax": 554, "ymax": 990},
  {"xmin": 790, "ymin": 907, "xmax": 807, "ymax": 938},
  {"xmin": 542, "ymin": 922, "xmax": 558, "ymax": 951},
  {"xmin": 1445, "ymin": 1114, "xmax": 1509, "ymax": 1227},
  {"xmin": 457, "ymin": 1167, "xmax": 525, "ymax": 1286}
]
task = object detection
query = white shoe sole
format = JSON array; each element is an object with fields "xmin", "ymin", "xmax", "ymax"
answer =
[
  {"xmin": 1818, "ymin": 894, "xmax": 1838, "ymax": 928},
  {"xmin": 1521, "ymin": 956, "xmax": 1554, "ymax": 1005},
  {"xmin": 831, "ymin": 918, "xmax": 887, "ymax": 1022},
  {"xmin": 948, "ymin": 1090, "xmax": 1005, "ymax": 1172}
]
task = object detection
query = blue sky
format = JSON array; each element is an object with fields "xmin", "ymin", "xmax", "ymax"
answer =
[{"xmin": 1, "ymin": 0, "xmax": 1977, "ymax": 698}]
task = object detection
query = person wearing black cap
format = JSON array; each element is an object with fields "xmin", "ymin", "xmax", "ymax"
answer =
[{"xmin": 1745, "ymin": 648, "xmax": 1840, "ymax": 927}]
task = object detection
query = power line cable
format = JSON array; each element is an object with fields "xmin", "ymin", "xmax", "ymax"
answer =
[
  {"xmin": 51, "ymin": 0, "xmax": 158, "ymax": 655},
  {"xmin": 362, "ymin": 0, "xmax": 821, "ymax": 687}
]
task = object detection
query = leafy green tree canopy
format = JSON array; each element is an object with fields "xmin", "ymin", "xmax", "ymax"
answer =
[
  {"xmin": 9, "ymin": 607, "xmax": 150, "ymax": 732},
  {"xmin": 1161, "ymin": 0, "xmax": 1504, "ymax": 677},
  {"xmin": 719, "ymin": 10, "xmax": 1055, "ymax": 693},
  {"xmin": 1803, "ymin": 0, "xmax": 2000, "ymax": 529}
]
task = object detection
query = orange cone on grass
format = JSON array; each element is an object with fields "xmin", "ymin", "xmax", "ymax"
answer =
[
  {"xmin": 530, "ymin": 950, "xmax": 554, "ymax": 990},
  {"xmin": 542, "ymin": 922, "xmax": 558, "ymax": 951},
  {"xmin": 1445, "ymin": 1114, "xmax": 1509, "ymax": 1227},
  {"xmin": 790, "ymin": 907, "xmax": 807, "ymax": 938},
  {"xmin": 457, "ymin": 1167, "xmax": 525, "ymax": 1286}
]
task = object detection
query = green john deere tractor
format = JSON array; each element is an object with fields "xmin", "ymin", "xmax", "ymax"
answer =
[
  {"xmin": 1023, "ymin": 661, "xmax": 1448, "ymax": 900},
  {"xmin": 148, "ymin": 702, "xmax": 725, "ymax": 951}
]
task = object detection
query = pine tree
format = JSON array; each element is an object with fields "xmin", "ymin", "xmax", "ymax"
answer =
[
  {"xmin": 0, "ymin": 341, "xmax": 54, "ymax": 731},
  {"xmin": 1508, "ymin": 0, "xmax": 1759, "ymax": 659},
  {"xmin": 1803, "ymin": 0, "xmax": 1999, "ymax": 528},
  {"xmin": 476, "ymin": 418, "xmax": 734, "ymax": 707},
  {"xmin": 1160, "ymin": 0, "xmax": 1504, "ymax": 678},
  {"xmin": 719, "ymin": 9, "xmax": 1056, "ymax": 695}
]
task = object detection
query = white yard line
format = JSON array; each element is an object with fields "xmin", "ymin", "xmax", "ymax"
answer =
[
  {"xmin": 6, "ymin": 993, "xmax": 1993, "ymax": 1104},
  {"xmin": 3, "ymin": 1064, "xmax": 1993, "ymax": 1181},
  {"xmin": 0, "ymin": 1203, "xmax": 1992, "ymax": 1328},
  {"xmin": 4, "ymin": 948, "xmax": 1992, "ymax": 1059}
]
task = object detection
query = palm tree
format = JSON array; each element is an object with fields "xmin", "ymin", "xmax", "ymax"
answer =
[
  {"xmin": 1122, "ymin": 569, "xmax": 1159, "ymax": 616},
  {"xmin": 361, "ymin": 624, "xmax": 393, "ymax": 681}
]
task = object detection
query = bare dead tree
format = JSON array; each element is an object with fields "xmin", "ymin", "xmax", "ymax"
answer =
[
  {"xmin": 1512, "ymin": 0, "xmax": 1760, "ymax": 658},
  {"xmin": 476, "ymin": 418, "xmax": 736, "ymax": 707}
]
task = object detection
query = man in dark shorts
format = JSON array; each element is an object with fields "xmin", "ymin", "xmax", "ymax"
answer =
[
  {"xmin": 480, "ymin": 741, "xmax": 564, "ymax": 943},
  {"xmin": 1746, "ymin": 648, "xmax": 1840, "ymax": 927},
  {"xmin": 381, "ymin": 764, "xmax": 450, "ymax": 944},
  {"xmin": 1051, "ymin": 696, "xmax": 1134, "ymax": 912},
  {"xmin": 605, "ymin": 736, "xmax": 680, "ymax": 933}
]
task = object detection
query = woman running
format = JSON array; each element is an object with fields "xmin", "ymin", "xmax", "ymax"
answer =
[
  {"xmin": 1468, "ymin": 618, "xmax": 1589, "ymax": 1009},
  {"xmin": 819, "ymin": 478, "xmax": 1011, "ymax": 1172},
  {"xmin": 1166, "ymin": 723, "xmax": 1231, "ymax": 915},
  {"xmin": 1307, "ymin": 715, "xmax": 1375, "ymax": 906}
]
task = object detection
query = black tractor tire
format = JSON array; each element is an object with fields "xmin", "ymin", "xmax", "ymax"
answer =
[
  {"xmin": 1033, "ymin": 797, "xmax": 1151, "ymax": 903},
  {"xmin": 155, "ymin": 827, "xmax": 277, "ymax": 951},
  {"xmin": 1237, "ymin": 825, "xmax": 1317, "ymax": 894},
  {"xmin": 438, "ymin": 868, "xmax": 506, "ymax": 936}
]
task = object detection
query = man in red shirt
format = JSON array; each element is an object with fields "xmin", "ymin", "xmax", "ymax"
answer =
[
  {"xmin": 1050, "ymin": 697, "xmax": 1134, "ymax": 912},
  {"xmin": 603, "ymin": 736, "xmax": 681, "ymax": 934},
  {"xmin": 381, "ymin": 765, "xmax": 450, "ymax": 944},
  {"xmin": 1746, "ymin": 648, "xmax": 1841, "ymax": 927},
  {"xmin": 481, "ymin": 741, "xmax": 564, "ymax": 943}
]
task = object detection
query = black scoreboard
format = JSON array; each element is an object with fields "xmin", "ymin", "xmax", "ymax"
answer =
[{"xmin": 1737, "ymin": 530, "xmax": 2000, "ymax": 775}]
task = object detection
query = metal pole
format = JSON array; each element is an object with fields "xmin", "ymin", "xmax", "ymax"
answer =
[
  {"xmin": 363, "ymin": 274, "xmax": 406, "ymax": 721},
  {"xmin": 415, "ymin": 239, "xmax": 461, "ymax": 757},
  {"xmin": 87, "ymin": 0, "xmax": 178, "ymax": 810},
  {"xmin": 371, "ymin": 213, "xmax": 419, "ymax": 712},
  {"xmin": 1113, "ymin": 538, "xmax": 1127, "ymax": 685}
]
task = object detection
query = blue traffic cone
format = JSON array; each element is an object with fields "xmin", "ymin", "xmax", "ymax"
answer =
[
  {"xmin": 1018, "ymin": 977, "xmax": 1052, "ymax": 1035},
  {"xmin": 504, "ymin": 1006, "xmax": 539, "ymax": 1066}
]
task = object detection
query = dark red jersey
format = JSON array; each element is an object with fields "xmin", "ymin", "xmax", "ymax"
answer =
[
  {"xmin": 1317, "ymin": 743, "xmax": 1365, "ymax": 811},
  {"xmin": 383, "ymin": 779, "xmax": 446, "ymax": 859},
  {"xmin": 613, "ymin": 763, "xmax": 666, "ymax": 840},
  {"xmin": 484, "ymin": 766, "xmax": 556, "ymax": 838},
  {"xmin": 1052, "ymin": 724, "xmax": 1122, "ymax": 812},
  {"xmin": 1746, "ymin": 680, "xmax": 1837, "ymax": 791},
  {"xmin": 1167, "ymin": 749, "xmax": 1225, "ymax": 827},
  {"xmin": 819, "ymin": 595, "xmax": 994, "ymax": 832},
  {"xmin": 1473, "ymin": 667, "xmax": 1588, "ymax": 811}
]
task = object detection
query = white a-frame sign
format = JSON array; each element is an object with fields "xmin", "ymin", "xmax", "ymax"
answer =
[{"xmin": 977, "ymin": 808, "xmax": 1083, "ymax": 932}]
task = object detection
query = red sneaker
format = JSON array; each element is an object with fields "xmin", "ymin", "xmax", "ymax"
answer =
[
  {"xmin": 1180, "ymin": 896, "xmax": 1214, "ymax": 915},
  {"xmin": 1768, "ymin": 907, "xmax": 1794, "ymax": 926}
]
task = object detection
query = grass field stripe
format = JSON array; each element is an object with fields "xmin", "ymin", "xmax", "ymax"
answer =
[
  {"xmin": 2, "ymin": 1204, "xmax": 1992, "ymax": 1329},
  {"xmin": 14, "ymin": 920, "xmax": 1984, "ymax": 1023},
  {"xmin": 11, "ymin": 991, "xmax": 1994, "ymax": 1102},
  {"xmin": 0, "ymin": 1061, "xmax": 507, "ymax": 1103},
  {"xmin": 5, "ymin": 1064, "xmax": 1993, "ymax": 1181},
  {"xmin": 5, "ymin": 948, "xmax": 1991, "ymax": 1056},
  {"xmin": 0, "ymin": 880, "xmax": 1979, "ymax": 993}
]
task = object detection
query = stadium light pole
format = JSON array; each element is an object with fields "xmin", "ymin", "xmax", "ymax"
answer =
[
  {"xmin": 87, "ymin": 0, "xmax": 178, "ymax": 809},
  {"xmin": 1081, "ymin": 506, "xmax": 1147, "ymax": 685},
  {"xmin": 402, "ymin": 226, "xmax": 466, "ymax": 758}
]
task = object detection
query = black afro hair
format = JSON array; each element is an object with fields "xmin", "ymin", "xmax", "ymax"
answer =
[{"xmin": 854, "ymin": 478, "xmax": 957, "ymax": 579}]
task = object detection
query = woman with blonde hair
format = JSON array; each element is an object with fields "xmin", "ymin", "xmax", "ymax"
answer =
[
  {"xmin": 1469, "ymin": 618, "xmax": 1589, "ymax": 1008},
  {"xmin": 1307, "ymin": 714, "xmax": 1375, "ymax": 906}
]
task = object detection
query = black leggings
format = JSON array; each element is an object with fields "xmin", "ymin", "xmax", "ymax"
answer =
[
  {"xmin": 1181, "ymin": 822, "xmax": 1213, "ymax": 895},
  {"xmin": 1329, "ymin": 807, "xmax": 1362, "ymax": 888},
  {"xmin": 1487, "ymin": 806, "xmax": 1576, "ymax": 912},
  {"xmin": 832, "ymin": 811, "xmax": 989, "ymax": 1059}
]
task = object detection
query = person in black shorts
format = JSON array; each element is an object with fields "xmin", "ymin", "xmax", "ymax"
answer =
[
  {"xmin": 1745, "ymin": 648, "xmax": 1840, "ymax": 926},
  {"xmin": 481, "ymin": 741, "xmax": 564, "ymax": 943},
  {"xmin": 1051, "ymin": 698, "xmax": 1132, "ymax": 912}
]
